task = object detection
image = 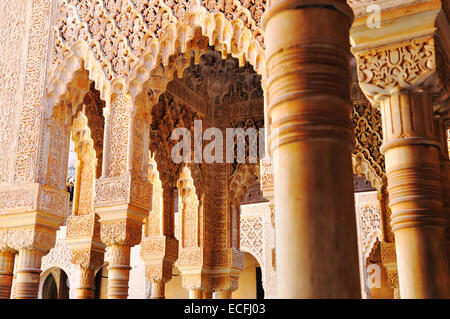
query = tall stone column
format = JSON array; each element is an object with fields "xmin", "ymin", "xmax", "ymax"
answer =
[
  {"xmin": 203, "ymin": 291, "xmax": 212, "ymax": 299},
  {"xmin": 14, "ymin": 249, "xmax": 42, "ymax": 299},
  {"xmin": 95, "ymin": 92, "xmax": 152, "ymax": 299},
  {"xmin": 107, "ymin": 245, "xmax": 131, "ymax": 298},
  {"xmin": 262, "ymin": 1, "xmax": 360, "ymax": 298},
  {"xmin": 381, "ymin": 91, "xmax": 449, "ymax": 298},
  {"xmin": 354, "ymin": 35, "xmax": 450, "ymax": 297},
  {"xmin": 351, "ymin": 0, "xmax": 450, "ymax": 298},
  {"xmin": 77, "ymin": 267, "xmax": 96, "ymax": 299},
  {"xmin": 150, "ymin": 282, "xmax": 165, "ymax": 299},
  {"xmin": 0, "ymin": 250, "xmax": 15, "ymax": 299},
  {"xmin": 433, "ymin": 118, "xmax": 450, "ymax": 275},
  {"xmin": 141, "ymin": 156, "xmax": 178, "ymax": 300},
  {"xmin": 177, "ymin": 166, "xmax": 212, "ymax": 300}
]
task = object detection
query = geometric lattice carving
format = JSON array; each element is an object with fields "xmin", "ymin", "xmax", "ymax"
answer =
[
  {"xmin": 359, "ymin": 205, "xmax": 382, "ymax": 260},
  {"xmin": 240, "ymin": 216, "xmax": 263, "ymax": 267}
]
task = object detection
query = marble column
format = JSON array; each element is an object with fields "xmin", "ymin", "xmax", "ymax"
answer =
[
  {"xmin": 434, "ymin": 119, "xmax": 450, "ymax": 271},
  {"xmin": 107, "ymin": 245, "xmax": 131, "ymax": 299},
  {"xmin": 14, "ymin": 249, "xmax": 42, "ymax": 299},
  {"xmin": 263, "ymin": 0, "xmax": 361, "ymax": 298},
  {"xmin": 378, "ymin": 91, "xmax": 450, "ymax": 298},
  {"xmin": 0, "ymin": 250, "xmax": 15, "ymax": 299},
  {"xmin": 77, "ymin": 267, "xmax": 96, "ymax": 299}
]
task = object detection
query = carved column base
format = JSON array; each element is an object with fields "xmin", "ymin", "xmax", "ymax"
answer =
[
  {"xmin": 14, "ymin": 249, "xmax": 42, "ymax": 299},
  {"xmin": 107, "ymin": 245, "xmax": 131, "ymax": 299},
  {"xmin": 0, "ymin": 250, "xmax": 15, "ymax": 299}
]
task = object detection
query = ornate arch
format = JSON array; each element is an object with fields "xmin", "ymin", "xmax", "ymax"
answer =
[
  {"xmin": 240, "ymin": 220, "xmax": 264, "ymax": 271},
  {"xmin": 47, "ymin": 0, "xmax": 265, "ymax": 108},
  {"xmin": 352, "ymin": 152, "xmax": 383, "ymax": 192}
]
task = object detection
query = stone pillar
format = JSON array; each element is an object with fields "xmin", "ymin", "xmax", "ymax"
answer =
[
  {"xmin": 0, "ymin": 250, "xmax": 15, "ymax": 299},
  {"xmin": 96, "ymin": 92, "xmax": 152, "ymax": 299},
  {"xmin": 380, "ymin": 91, "xmax": 449, "ymax": 298},
  {"xmin": 262, "ymin": 1, "xmax": 360, "ymax": 298},
  {"xmin": 14, "ymin": 249, "xmax": 42, "ymax": 299},
  {"xmin": 177, "ymin": 166, "xmax": 212, "ymax": 299},
  {"xmin": 77, "ymin": 267, "xmax": 96, "ymax": 299},
  {"xmin": 354, "ymin": 34, "xmax": 450, "ymax": 298},
  {"xmin": 107, "ymin": 245, "xmax": 131, "ymax": 299},
  {"xmin": 434, "ymin": 119, "xmax": 450, "ymax": 272},
  {"xmin": 141, "ymin": 157, "xmax": 178, "ymax": 300},
  {"xmin": 351, "ymin": 0, "xmax": 449, "ymax": 298}
]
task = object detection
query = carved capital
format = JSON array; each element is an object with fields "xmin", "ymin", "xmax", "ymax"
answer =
[
  {"xmin": 141, "ymin": 236, "xmax": 179, "ymax": 260},
  {"xmin": 99, "ymin": 218, "xmax": 143, "ymax": 247},
  {"xmin": 144, "ymin": 260, "xmax": 174, "ymax": 284},
  {"xmin": 71, "ymin": 248, "xmax": 104, "ymax": 270},
  {"xmin": 181, "ymin": 272, "xmax": 211, "ymax": 292},
  {"xmin": 355, "ymin": 37, "xmax": 444, "ymax": 105},
  {"xmin": 141, "ymin": 236, "xmax": 178, "ymax": 283},
  {"xmin": 4, "ymin": 225, "xmax": 57, "ymax": 252},
  {"xmin": 211, "ymin": 273, "xmax": 240, "ymax": 292},
  {"xmin": 66, "ymin": 214, "xmax": 101, "ymax": 240}
]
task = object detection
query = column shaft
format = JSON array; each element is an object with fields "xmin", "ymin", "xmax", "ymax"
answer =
[
  {"xmin": 77, "ymin": 267, "xmax": 96, "ymax": 299},
  {"xmin": 381, "ymin": 92, "xmax": 449, "ymax": 298},
  {"xmin": 151, "ymin": 282, "xmax": 165, "ymax": 299},
  {"xmin": 107, "ymin": 245, "xmax": 131, "ymax": 299},
  {"xmin": 203, "ymin": 291, "xmax": 212, "ymax": 299},
  {"xmin": 263, "ymin": 3, "xmax": 360, "ymax": 298},
  {"xmin": 0, "ymin": 251, "xmax": 15, "ymax": 299},
  {"xmin": 14, "ymin": 249, "xmax": 42, "ymax": 299}
]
